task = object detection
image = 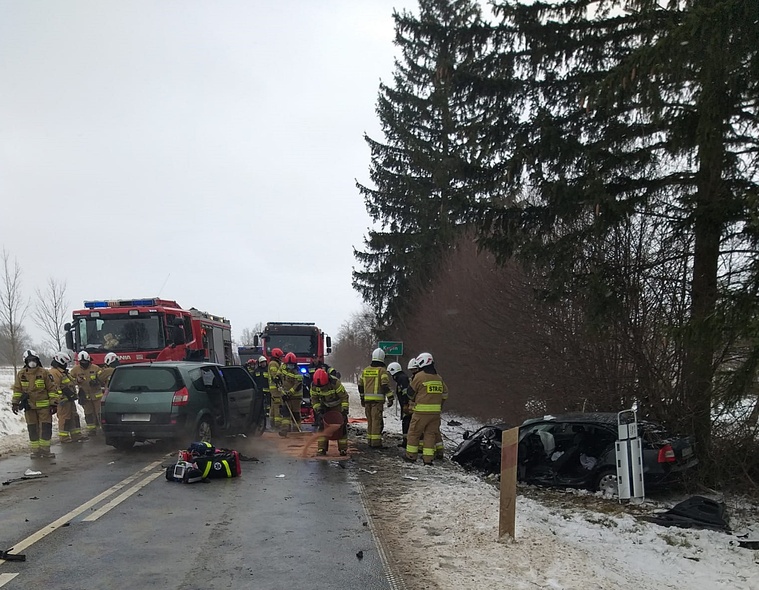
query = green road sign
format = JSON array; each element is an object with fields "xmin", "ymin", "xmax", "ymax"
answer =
[{"xmin": 378, "ymin": 341, "xmax": 403, "ymax": 355}]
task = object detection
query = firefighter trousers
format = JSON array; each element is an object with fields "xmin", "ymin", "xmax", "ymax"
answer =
[
  {"xmin": 270, "ymin": 395, "xmax": 282, "ymax": 429},
  {"xmin": 279, "ymin": 397, "xmax": 302, "ymax": 434},
  {"xmin": 56, "ymin": 401, "xmax": 83, "ymax": 442},
  {"xmin": 317, "ymin": 413, "xmax": 347, "ymax": 454},
  {"xmin": 364, "ymin": 401, "xmax": 385, "ymax": 447},
  {"xmin": 405, "ymin": 413, "xmax": 441, "ymax": 464},
  {"xmin": 80, "ymin": 398, "xmax": 100, "ymax": 435},
  {"xmin": 25, "ymin": 408, "xmax": 53, "ymax": 455}
]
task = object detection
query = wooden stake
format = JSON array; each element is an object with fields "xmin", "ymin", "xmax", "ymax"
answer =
[{"xmin": 499, "ymin": 427, "xmax": 519, "ymax": 540}]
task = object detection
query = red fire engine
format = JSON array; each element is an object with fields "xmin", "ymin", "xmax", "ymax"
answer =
[
  {"xmin": 64, "ymin": 298, "xmax": 233, "ymax": 365},
  {"xmin": 255, "ymin": 322, "xmax": 332, "ymax": 424}
]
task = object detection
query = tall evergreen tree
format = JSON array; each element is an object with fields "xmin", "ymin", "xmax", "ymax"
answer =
[
  {"xmin": 480, "ymin": 0, "xmax": 759, "ymax": 456},
  {"xmin": 354, "ymin": 0, "xmax": 502, "ymax": 328}
]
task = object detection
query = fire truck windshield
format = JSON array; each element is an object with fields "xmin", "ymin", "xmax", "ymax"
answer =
[
  {"xmin": 265, "ymin": 334, "xmax": 318, "ymax": 358},
  {"xmin": 74, "ymin": 314, "xmax": 166, "ymax": 352}
]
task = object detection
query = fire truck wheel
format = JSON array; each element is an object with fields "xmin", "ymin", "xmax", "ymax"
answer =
[{"xmin": 195, "ymin": 418, "xmax": 213, "ymax": 443}]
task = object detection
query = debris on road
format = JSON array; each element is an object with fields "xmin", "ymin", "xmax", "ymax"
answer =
[
  {"xmin": 639, "ymin": 496, "xmax": 730, "ymax": 532},
  {"xmin": 0, "ymin": 550, "xmax": 25, "ymax": 562},
  {"xmin": 360, "ymin": 468, "xmax": 377, "ymax": 475}
]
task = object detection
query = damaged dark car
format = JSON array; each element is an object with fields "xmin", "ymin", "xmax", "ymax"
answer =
[{"xmin": 451, "ymin": 413, "xmax": 699, "ymax": 494}]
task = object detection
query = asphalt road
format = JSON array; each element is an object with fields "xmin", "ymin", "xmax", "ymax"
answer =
[{"xmin": 0, "ymin": 432, "xmax": 395, "ymax": 590}]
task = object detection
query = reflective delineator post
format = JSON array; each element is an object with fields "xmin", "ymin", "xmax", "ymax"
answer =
[
  {"xmin": 499, "ymin": 427, "xmax": 520, "ymax": 540},
  {"xmin": 615, "ymin": 409, "xmax": 645, "ymax": 502}
]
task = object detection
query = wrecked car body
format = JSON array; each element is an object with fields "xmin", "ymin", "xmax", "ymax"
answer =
[{"xmin": 451, "ymin": 413, "xmax": 699, "ymax": 493}]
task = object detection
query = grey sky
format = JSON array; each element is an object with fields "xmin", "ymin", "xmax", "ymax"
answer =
[{"xmin": 0, "ymin": 0, "xmax": 416, "ymax": 347}]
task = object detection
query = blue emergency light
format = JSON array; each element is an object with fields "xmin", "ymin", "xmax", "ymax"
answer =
[
  {"xmin": 299, "ymin": 366, "xmax": 308, "ymax": 374},
  {"xmin": 84, "ymin": 301, "xmax": 109, "ymax": 308}
]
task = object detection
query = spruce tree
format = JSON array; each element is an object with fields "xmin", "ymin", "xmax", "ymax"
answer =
[
  {"xmin": 354, "ymin": 0, "xmax": 501, "ymax": 328},
  {"xmin": 480, "ymin": 0, "xmax": 759, "ymax": 456}
]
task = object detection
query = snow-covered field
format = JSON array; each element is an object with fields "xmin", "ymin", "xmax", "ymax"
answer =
[{"xmin": 1, "ymin": 367, "xmax": 757, "ymax": 588}]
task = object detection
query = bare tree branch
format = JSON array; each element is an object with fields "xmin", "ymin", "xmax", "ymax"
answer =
[
  {"xmin": 0, "ymin": 248, "xmax": 30, "ymax": 371},
  {"xmin": 33, "ymin": 277, "xmax": 69, "ymax": 352}
]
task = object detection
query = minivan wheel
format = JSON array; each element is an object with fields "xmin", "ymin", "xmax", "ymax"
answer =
[
  {"xmin": 195, "ymin": 418, "xmax": 213, "ymax": 443},
  {"xmin": 595, "ymin": 468, "xmax": 618, "ymax": 496},
  {"xmin": 111, "ymin": 438, "xmax": 135, "ymax": 451}
]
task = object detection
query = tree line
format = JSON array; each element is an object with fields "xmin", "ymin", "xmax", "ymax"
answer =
[
  {"xmin": 0, "ymin": 248, "xmax": 69, "ymax": 372},
  {"xmin": 348, "ymin": 0, "xmax": 759, "ymax": 486}
]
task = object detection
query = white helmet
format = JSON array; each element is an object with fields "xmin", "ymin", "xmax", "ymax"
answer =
[
  {"xmin": 258, "ymin": 355, "xmax": 267, "ymax": 363},
  {"xmin": 104, "ymin": 352, "xmax": 119, "ymax": 366},
  {"xmin": 53, "ymin": 351, "xmax": 72, "ymax": 366},
  {"xmin": 77, "ymin": 351, "xmax": 91, "ymax": 363},
  {"xmin": 407, "ymin": 358, "xmax": 419, "ymax": 371},
  {"xmin": 23, "ymin": 349, "xmax": 40, "ymax": 364},
  {"xmin": 416, "ymin": 352, "xmax": 434, "ymax": 368},
  {"xmin": 371, "ymin": 347, "xmax": 386, "ymax": 363},
  {"xmin": 387, "ymin": 361, "xmax": 402, "ymax": 376}
]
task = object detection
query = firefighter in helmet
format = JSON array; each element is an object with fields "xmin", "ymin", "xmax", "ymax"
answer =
[
  {"xmin": 70, "ymin": 351, "xmax": 103, "ymax": 436},
  {"xmin": 404, "ymin": 352, "xmax": 448, "ymax": 465},
  {"xmin": 388, "ymin": 361, "xmax": 412, "ymax": 448},
  {"xmin": 11, "ymin": 349, "xmax": 60, "ymax": 458},
  {"xmin": 357, "ymin": 347, "xmax": 394, "ymax": 448},
  {"xmin": 49, "ymin": 351, "xmax": 84, "ymax": 443},
  {"xmin": 278, "ymin": 352, "xmax": 303, "ymax": 436},
  {"xmin": 310, "ymin": 368, "xmax": 349, "ymax": 456},
  {"xmin": 245, "ymin": 358, "xmax": 257, "ymax": 375},
  {"xmin": 267, "ymin": 348, "xmax": 284, "ymax": 430},
  {"xmin": 98, "ymin": 352, "xmax": 120, "ymax": 390},
  {"xmin": 251, "ymin": 355, "xmax": 271, "ymax": 425}
]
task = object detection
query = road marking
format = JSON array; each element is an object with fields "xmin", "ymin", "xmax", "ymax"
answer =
[
  {"xmin": 82, "ymin": 470, "xmax": 164, "ymax": 521},
  {"xmin": 0, "ymin": 574, "xmax": 19, "ymax": 587},
  {"xmin": 0, "ymin": 459, "xmax": 165, "ymax": 565}
]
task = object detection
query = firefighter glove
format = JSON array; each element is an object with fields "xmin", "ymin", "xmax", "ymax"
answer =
[
  {"xmin": 11, "ymin": 404, "xmax": 19, "ymax": 415},
  {"xmin": 387, "ymin": 398, "xmax": 394, "ymax": 408}
]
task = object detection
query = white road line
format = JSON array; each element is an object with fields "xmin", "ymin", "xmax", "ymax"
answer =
[
  {"xmin": 0, "ymin": 573, "xmax": 19, "ymax": 587},
  {"xmin": 0, "ymin": 459, "xmax": 165, "ymax": 565},
  {"xmin": 82, "ymin": 470, "xmax": 164, "ymax": 521}
]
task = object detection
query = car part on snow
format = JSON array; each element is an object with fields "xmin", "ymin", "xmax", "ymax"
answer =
[{"xmin": 639, "ymin": 496, "xmax": 730, "ymax": 532}]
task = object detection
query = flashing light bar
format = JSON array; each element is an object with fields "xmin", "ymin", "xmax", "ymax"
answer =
[
  {"xmin": 299, "ymin": 366, "xmax": 308, "ymax": 374},
  {"xmin": 83, "ymin": 298, "xmax": 180, "ymax": 309}
]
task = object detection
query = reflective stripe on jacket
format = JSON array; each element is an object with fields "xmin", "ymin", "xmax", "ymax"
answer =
[
  {"xmin": 13, "ymin": 366, "xmax": 59, "ymax": 408},
  {"xmin": 358, "ymin": 365, "xmax": 392, "ymax": 402},
  {"xmin": 311, "ymin": 378, "xmax": 348, "ymax": 412},
  {"xmin": 70, "ymin": 364, "xmax": 104, "ymax": 400},
  {"xmin": 409, "ymin": 372, "xmax": 448, "ymax": 414}
]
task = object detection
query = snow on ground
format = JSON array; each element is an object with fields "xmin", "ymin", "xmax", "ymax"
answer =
[
  {"xmin": 344, "ymin": 382, "xmax": 759, "ymax": 590},
  {"xmin": 1, "ymin": 368, "xmax": 757, "ymax": 588},
  {"xmin": 0, "ymin": 365, "xmax": 87, "ymax": 457}
]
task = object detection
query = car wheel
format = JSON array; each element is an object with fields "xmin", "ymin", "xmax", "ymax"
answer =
[
  {"xmin": 195, "ymin": 418, "xmax": 213, "ymax": 443},
  {"xmin": 111, "ymin": 438, "xmax": 135, "ymax": 451},
  {"xmin": 595, "ymin": 468, "xmax": 618, "ymax": 496}
]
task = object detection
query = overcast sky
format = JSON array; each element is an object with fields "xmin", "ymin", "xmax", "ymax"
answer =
[{"xmin": 0, "ymin": 0, "xmax": 418, "ymax": 348}]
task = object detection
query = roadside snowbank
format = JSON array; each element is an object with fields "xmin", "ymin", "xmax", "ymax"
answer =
[{"xmin": 344, "ymin": 382, "xmax": 759, "ymax": 590}]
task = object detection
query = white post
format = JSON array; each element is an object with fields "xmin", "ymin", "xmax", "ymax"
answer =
[{"xmin": 615, "ymin": 409, "xmax": 645, "ymax": 502}]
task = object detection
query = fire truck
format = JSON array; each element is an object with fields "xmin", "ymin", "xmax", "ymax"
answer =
[
  {"xmin": 254, "ymin": 322, "xmax": 332, "ymax": 424},
  {"xmin": 64, "ymin": 298, "xmax": 234, "ymax": 365}
]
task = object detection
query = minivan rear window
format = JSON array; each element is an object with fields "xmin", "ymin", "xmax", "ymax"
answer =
[{"xmin": 109, "ymin": 367, "xmax": 182, "ymax": 392}]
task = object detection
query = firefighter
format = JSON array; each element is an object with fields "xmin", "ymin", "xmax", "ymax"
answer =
[
  {"xmin": 268, "ymin": 347, "xmax": 284, "ymax": 430},
  {"xmin": 387, "ymin": 361, "xmax": 412, "ymax": 448},
  {"xmin": 98, "ymin": 352, "xmax": 120, "ymax": 389},
  {"xmin": 70, "ymin": 351, "xmax": 103, "ymax": 437},
  {"xmin": 278, "ymin": 352, "xmax": 303, "ymax": 436},
  {"xmin": 251, "ymin": 355, "xmax": 271, "ymax": 424},
  {"xmin": 245, "ymin": 358, "xmax": 257, "ymax": 375},
  {"xmin": 49, "ymin": 351, "xmax": 84, "ymax": 443},
  {"xmin": 404, "ymin": 352, "xmax": 448, "ymax": 465},
  {"xmin": 357, "ymin": 348, "xmax": 394, "ymax": 448},
  {"xmin": 11, "ymin": 349, "xmax": 59, "ymax": 458},
  {"xmin": 310, "ymin": 368, "xmax": 349, "ymax": 456}
]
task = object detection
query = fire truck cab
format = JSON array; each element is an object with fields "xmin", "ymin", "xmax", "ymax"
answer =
[{"xmin": 64, "ymin": 298, "xmax": 233, "ymax": 366}]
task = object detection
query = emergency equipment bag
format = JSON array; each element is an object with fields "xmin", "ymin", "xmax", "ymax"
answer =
[{"xmin": 193, "ymin": 450, "xmax": 242, "ymax": 479}]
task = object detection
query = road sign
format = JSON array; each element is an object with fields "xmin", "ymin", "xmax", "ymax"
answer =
[{"xmin": 378, "ymin": 341, "xmax": 403, "ymax": 355}]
